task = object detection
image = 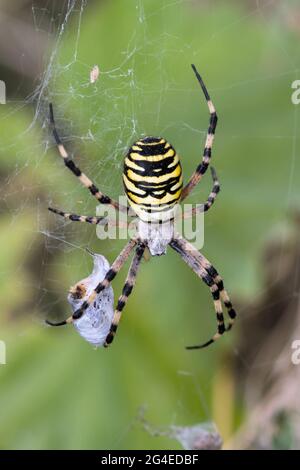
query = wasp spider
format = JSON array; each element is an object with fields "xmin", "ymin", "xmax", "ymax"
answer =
[{"xmin": 46, "ymin": 64, "xmax": 236, "ymax": 349}]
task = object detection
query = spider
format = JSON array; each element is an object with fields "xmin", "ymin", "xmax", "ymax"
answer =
[{"xmin": 46, "ymin": 64, "xmax": 236, "ymax": 349}]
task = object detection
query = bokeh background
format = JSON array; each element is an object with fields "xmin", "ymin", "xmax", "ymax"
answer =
[{"xmin": 0, "ymin": 0, "xmax": 299, "ymax": 450}]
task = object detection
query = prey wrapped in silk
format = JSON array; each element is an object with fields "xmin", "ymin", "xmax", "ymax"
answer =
[{"xmin": 68, "ymin": 254, "xmax": 114, "ymax": 347}]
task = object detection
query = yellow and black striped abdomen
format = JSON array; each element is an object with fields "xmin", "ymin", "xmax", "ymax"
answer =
[{"xmin": 123, "ymin": 137, "xmax": 182, "ymax": 217}]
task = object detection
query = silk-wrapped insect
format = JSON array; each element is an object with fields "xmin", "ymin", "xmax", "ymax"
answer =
[{"xmin": 67, "ymin": 253, "xmax": 114, "ymax": 347}]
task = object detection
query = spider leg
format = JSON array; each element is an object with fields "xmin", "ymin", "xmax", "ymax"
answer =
[
  {"xmin": 104, "ymin": 243, "xmax": 146, "ymax": 347},
  {"xmin": 48, "ymin": 206, "xmax": 131, "ymax": 229},
  {"xmin": 46, "ymin": 238, "xmax": 137, "ymax": 326},
  {"xmin": 170, "ymin": 235, "xmax": 229, "ymax": 349},
  {"xmin": 49, "ymin": 103, "xmax": 129, "ymax": 213},
  {"xmin": 198, "ymin": 255, "xmax": 237, "ymax": 332},
  {"xmin": 181, "ymin": 65, "xmax": 218, "ymax": 201},
  {"xmin": 178, "ymin": 236, "xmax": 236, "ymax": 327},
  {"xmin": 48, "ymin": 207, "xmax": 107, "ymax": 225},
  {"xmin": 172, "ymin": 235, "xmax": 237, "ymax": 332},
  {"xmin": 181, "ymin": 167, "xmax": 220, "ymax": 219}
]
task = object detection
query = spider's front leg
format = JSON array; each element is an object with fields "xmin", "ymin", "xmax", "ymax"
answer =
[
  {"xmin": 49, "ymin": 103, "xmax": 130, "ymax": 214},
  {"xmin": 46, "ymin": 238, "xmax": 137, "ymax": 327},
  {"xmin": 181, "ymin": 65, "xmax": 218, "ymax": 201},
  {"xmin": 169, "ymin": 235, "xmax": 236, "ymax": 349},
  {"xmin": 104, "ymin": 242, "xmax": 146, "ymax": 347}
]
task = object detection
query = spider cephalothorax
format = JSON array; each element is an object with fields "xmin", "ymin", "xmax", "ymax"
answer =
[{"xmin": 46, "ymin": 64, "xmax": 237, "ymax": 349}]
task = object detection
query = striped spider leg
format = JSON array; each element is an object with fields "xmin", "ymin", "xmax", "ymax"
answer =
[
  {"xmin": 104, "ymin": 243, "xmax": 146, "ymax": 347},
  {"xmin": 48, "ymin": 206, "xmax": 107, "ymax": 225},
  {"xmin": 169, "ymin": 235, "xmax": 237, "ymax": 349},
  {"xmin": 181, "ymin": 166, "xmax": 220, "ymax": 220},
  {"xmin": 46, "ymin": 238, "xmax": 138, "ymax": 327},
  {"xmin": 180, "ymin": 64, "xmax": 218, "ymax": 201},
  {"xmin": 49, "ymin": 103, "xmax": 129, "ymax": 214},
  {"xmin": 48, "ymin": 206, "xmax": 130, "ymax": 230}
]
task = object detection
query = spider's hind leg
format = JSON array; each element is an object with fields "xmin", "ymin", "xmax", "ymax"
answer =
[
  {"xmin": 169, "ymin": 236, "xmax": 228, "ymax": 349},
  {"xmin": 104, "ymin": 242, "xmax": 146, "ymax": 347},
  {"xmin": 171, "ymin": 235, "xmax": 237, "ymax": 331},
  {"xmin": 202, "ymin": 262, "xmax": 237, "ymax": 331},
  {"xmin": 188, "ymin": 275, "xmax": 226, "ymax": 349}
]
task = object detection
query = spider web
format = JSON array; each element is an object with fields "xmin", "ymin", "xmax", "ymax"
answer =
[{"xmin": 0, "ymin": 0, "xmax": 300, "ymax": 450}]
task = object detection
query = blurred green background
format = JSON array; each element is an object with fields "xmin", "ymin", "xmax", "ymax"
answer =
[{"xmin": 0, "ymin": 0, "xmax": 299, "ymax": 450}]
